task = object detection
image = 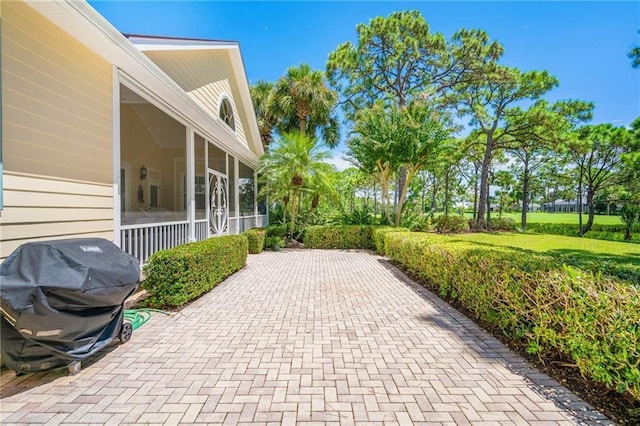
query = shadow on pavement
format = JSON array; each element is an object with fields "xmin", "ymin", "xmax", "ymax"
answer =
[{"xmin": 376, "ymin": 257, "xmax": 612, "ymax": 425}]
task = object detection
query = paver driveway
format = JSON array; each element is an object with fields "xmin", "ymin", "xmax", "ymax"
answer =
[{"xmin": 1, "ymin": 250, "xmax": 611, "ymax": 425}]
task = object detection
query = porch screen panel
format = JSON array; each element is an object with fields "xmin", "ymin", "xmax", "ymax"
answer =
[
  {"xmin": 257, "ymin": 175, "xmax": 267, "ymax": 215},
  {"xmin": 119, "ymin": 97, "xmax": 187, "ymax": 226},
  {"xmin": 195, "ymin": 135, "xmax": 206, "ymax": 219},
  {"xmin": 239, "ymin": 162, "xmax": 254, "ymax": 217},
  {"xmin": 208, "ymin": 143, "xmax": 226, "ymax": 174},
  {"xmin": 228, "ymin": 155, "xmax": 236, "ymax": 218}
]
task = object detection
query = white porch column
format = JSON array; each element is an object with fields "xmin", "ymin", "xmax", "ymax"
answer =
[
  {"xmin": 112, "ymin": 67, "xmax": 121, "ymax": 246},
  {"xmin": 234, "ymin": 156, "xmax": 240, "ymax": 234},
  {"xmin": 186, "ymin": 127, "xmax": 196, "ymax": 242}
]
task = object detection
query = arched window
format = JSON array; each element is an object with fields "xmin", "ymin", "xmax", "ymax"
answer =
[{"xmin": 219, "ymin": 98, "xmax": 235, "ymax": 131}]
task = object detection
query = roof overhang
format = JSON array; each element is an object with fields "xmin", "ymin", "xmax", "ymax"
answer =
[
  {"xmin": 124, "ymin": 34, "xmax": 264, "ymax": 158},
  {"xmin": 25, "ymin": 0, "xmax": 263, "ymax": 165}
]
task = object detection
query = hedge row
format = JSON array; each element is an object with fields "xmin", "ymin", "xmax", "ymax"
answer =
[
  {"xmin": 384, "ymin": 232, "xmax": 640, "ymax": 401},
  {"xmin": 303, "ymin": 225, "xmax": 375, "ymax": 250},
  {"xmin": 527, "ymin": 222, "xmax": 640, "ymax": 244},
  {"xmin": 372, "ymin": 226, "xmax": 410, "ymax": 255},
  {"xmin": 303, "ymin": 225, "xmax": 409, "ymax": 253},
  {"xmin": 142, "ymin": 235, "xmax": 248, "ymax": 308},
  {"xmin": 244, "ymin": 228, "xmax": 266, "ymax": 253}
]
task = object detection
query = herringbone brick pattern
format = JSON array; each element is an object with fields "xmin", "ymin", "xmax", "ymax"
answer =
[{"xmin": 1, "ymin": 250, "xmax": 611, "ymax": 425}]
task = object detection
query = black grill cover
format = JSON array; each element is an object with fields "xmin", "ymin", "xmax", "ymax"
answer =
[{"xmin": 0, "ymin": 238, "xmax": 140, "ymax": 373}]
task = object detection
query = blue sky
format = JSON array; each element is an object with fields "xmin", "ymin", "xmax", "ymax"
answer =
[{"xmin": 91, "ymin": 1, "xmax": 639, "ymax": 166}]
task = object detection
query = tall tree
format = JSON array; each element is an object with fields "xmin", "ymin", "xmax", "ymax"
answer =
[
  {"xmin": 271, "ymin": 63, "xmax": 340, "ymax": 148},
  {"xmin": 350, "ymin": 101, "xmax": 450, "ymax": 226},
  {"xmin": 568, "ymin": 124, "xmax": 633, "ymax": 235},
  {"xmin": 327, "ymin": 11, "xmax": 501, "ymax": 205},
  {"xmin": 258, "ymin": 131, "xmax": 336, "ymax": 238},
  {"xmin": 505, "ymin": 99, "xmax": 593, "ymax": 231},
  {"xmin": 454, "ymin": 65, "xmax": 560, "ymax": 229},
  {"xmin": 327, "ymin": 11, "xmax": 502, "ymax": 118},
  {"xmin": 250, "ymin": 80, "xmax": 278, "ymax": 149}
]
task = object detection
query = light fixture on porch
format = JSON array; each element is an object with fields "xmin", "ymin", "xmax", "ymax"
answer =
[{"xmin": 140, "ymin": 165, "xmax": 148, "ymax": 180}]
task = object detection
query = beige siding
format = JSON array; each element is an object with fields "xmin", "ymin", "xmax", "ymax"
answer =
[
  {"xmin": 2, "ymin": 1, "xmax": 112, "ymax": 183},
  {"xmin": 1, "ymin": 1, "xmax": 114, "ymax": 259},
  {"xmin": 142, "ymin": 49, "xmax": 249, "ymax": 147},
  {"xmin": 0, "ymin": 173, "xmax": 114, "ymax": 258}
]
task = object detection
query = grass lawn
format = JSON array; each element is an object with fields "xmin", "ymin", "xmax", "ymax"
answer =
[
  {"xmin": 483, "ymin": 211, "xmax": 623, "ymax": 225},
  {"xmin": 436, "ymin": 231, "xmax": 640, "ymax": 267}
]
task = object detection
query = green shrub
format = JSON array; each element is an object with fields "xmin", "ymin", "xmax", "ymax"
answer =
[
  {"xmin": 244, "ymin": 228, "xmax": 266, "ymax": 254},
  {"xmin": 372, "ymin": 226, "xmax": 410, "ymax": 255},
  {"xmin": 265, "ymin": 235, "xmax": 285, "ymax": 250},
  {"xmin": 384, "ymin": 232, "xmax": 640, "ymax": 401},
  {"xmin": 401, "ymin": 213, "xmax": 432, "ymax": 232},
  {"xmin": 303, "ymin": 225, "xmax": 374, "ymax": 250},
  {"xmin": 527, "ymin": 222, "xmax": 640, "ymax": 244},
  {"xmin": 433, "ymin": 214, "xmax": 469, "ymax": 233},
  {"xmin": 330, "ymin": 208, "xmax": 376, "ymax": 225},
  {"xmin": 488, "ymin": 217, "xmax": 516, "ymax": 231},
  {"xmin": 142, "ymin": 235, "xmax": 248, "ymax": 308},
  {"xmin": 267, "ymin": 225, "xmax": 287, "ymax": 238}
]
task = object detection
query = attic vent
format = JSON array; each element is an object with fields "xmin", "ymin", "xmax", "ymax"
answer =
[{"xmin": 219, "ymin": 98, "xmax": 236, "ymax": 131}]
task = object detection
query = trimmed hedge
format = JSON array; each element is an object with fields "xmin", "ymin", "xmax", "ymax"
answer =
[
  {"xmin": 244, "ymin": 228, "xmax": 266, "ymax": 253},
  {"xmin": 384, "ymin": 232, "xmax": 640, "ymax": 401},
  {"xmin": 527, "ymin": 222, "xmax": 640, "ymax": 244},
  {"xmin": 372, "ymin": 226, "xmax": 410, "ymax": 255},
  {"xmin": 488, "ymin": 217, "xmax": 516, "ymax": 231},
  {"xmin": 304, "ymin": 225, "xmax": 375, "ymax": 250},
  {"xmin": 142, "ymin": 235, "xmax": 248, "ymax": 308},
  {"xmin": 433, "ymin": 214, "xmax": 469, "ymax": 233}
]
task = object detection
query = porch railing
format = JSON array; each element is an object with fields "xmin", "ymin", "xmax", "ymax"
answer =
[
  {"xmin": 120, "ymin": 221, "xmax": 189, "ymax": 265},
  {"xmin": 120, "ymin": 215, "xmax": 268, "ymax": 265},
  {"xmin": 195, "ymin": 219, "xmax": 208, "ymax": 241}
]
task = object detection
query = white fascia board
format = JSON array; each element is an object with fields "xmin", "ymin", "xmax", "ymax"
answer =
[
  {"xmin": 132, "ymin": 44, "xmax": 234, "ymax": 51},
  {"xmin": 26, "ymin": 0, "xmax": 260, "ymax": 167},
  {"xmin": 227, "ymin": 47, "xmax": 264, "ymax": 157}
]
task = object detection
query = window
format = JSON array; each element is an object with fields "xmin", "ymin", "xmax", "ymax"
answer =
[{"xmin": 219, "ymin": 98, "xmax": 235, "ymax": 131}]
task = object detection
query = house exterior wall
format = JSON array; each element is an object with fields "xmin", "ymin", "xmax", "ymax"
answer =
[{"xmin": 0, "ymin": 0, "xmax": 114, "ymax": 259}]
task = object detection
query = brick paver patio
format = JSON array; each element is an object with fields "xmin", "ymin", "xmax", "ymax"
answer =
[{"xmin": 1, "ymin": 250, "xmax": 611, "ymax": 425}]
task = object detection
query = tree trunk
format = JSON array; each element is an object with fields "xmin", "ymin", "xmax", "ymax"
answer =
[
  {"xmin": 395, "ymin": 168, "xmax": 416, "ymax": 227},
  {"xmin": 577, "ymin": 174, "xmax": 583, "ymax": 236},
  {"xmin": 373, "ymin": 181, "xmax": 377, "ymax": 216},
  {"xmin": 476, "ymin": 137, "xmax": 493, "ymax": 230},
  {"xmin": 473, "ymin": 167, "xmax": 479, "ymax": 220},
  {"xmin": 298, "ymin": 113, "xmax": 307, "ymax": 134},
  {"xmin": 521, "ymin": 160, "xmax": 530, "ymax": 233},
  {"xmin": 444, "ymin": 168, "xmax": 451, "ymax": 216},
  {"xmin": 288, "ymin": 188, "xmax": 300, "ymax": 239},
  {"xmin": 486, "ymin": 189, "xmax": 491, "ymax": 225},
  {"xmin": 377, "ymin": 160, "xmax": 392, "ymax": 225},
  {"xmin": 580, "ymin": 188, "xmax": 596, "ymax": 235}
]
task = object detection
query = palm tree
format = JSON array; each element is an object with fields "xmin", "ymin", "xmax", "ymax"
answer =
[
  {"xmin": 271, "ymin": 63, "xmax": 340, "ymax": 148},
  {"xmin": 250, "ymin": 80, "xmax": 278, "ymax": 149},
  {"xmin": 258, "ymin": 131, "xmax": 336, "ymax": 238}
]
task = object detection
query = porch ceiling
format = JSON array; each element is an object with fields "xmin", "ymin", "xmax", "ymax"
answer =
[
  {"xmin": 131, "ymin": 104, "xmax": 185, "ymax": 149},
  {"xmin": 121, "ymin": 86, "xmax": 185, "ymax": 149}
]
